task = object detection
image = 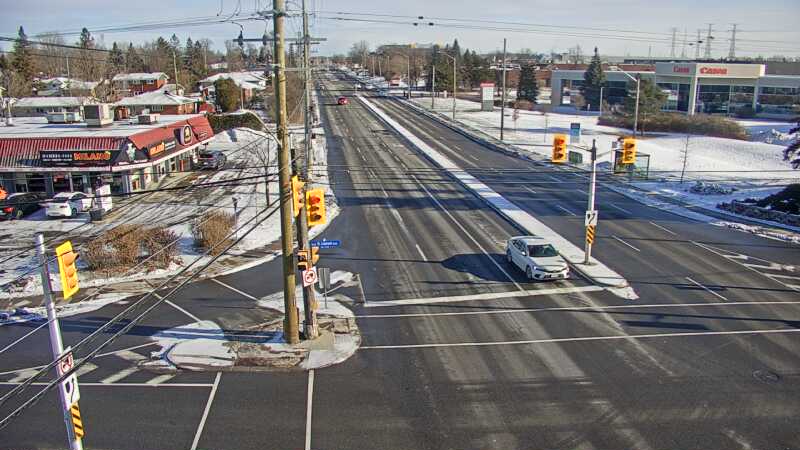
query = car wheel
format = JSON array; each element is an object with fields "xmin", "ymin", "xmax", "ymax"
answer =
[
  {"xmin": 526, "ymin": 266, "xmax": 534, "ymax": 280},
  {"xmin": 15, "ymin": 209, "xmax": 23, "ymax": 220}
]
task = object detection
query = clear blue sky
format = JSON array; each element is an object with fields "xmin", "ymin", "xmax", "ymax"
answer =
[{"xmin": 2, "ymin": 0, "xmax": 798, "ymax": 58}]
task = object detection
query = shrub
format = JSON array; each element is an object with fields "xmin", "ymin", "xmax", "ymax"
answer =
[
  {"xmin": 755, "ymin": 184, "xmax": 800, "ymax": 214},
  {"xmin": 513, "ymin": 100, "xmax": 534, "ymax": 111},
  {"xmin": 192, "ymin": 211, "xmax": 235, "ymax": 255},
  {"xmin": 598, "ymin": 113, "xmax": 748, "ymax": 140},
  {"xmin": 734, "ymin": 106, "xmax": 756, "ymax": 119},
  {"xmin": 83, "ymin": 225, "xmax": 179, "ymax": 274},
  {"xmin": 208, "ymin": 112, "xmax": 265, "ymax": 134}
]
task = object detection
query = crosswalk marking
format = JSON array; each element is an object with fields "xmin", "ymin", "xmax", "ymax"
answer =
[
  {"xmin": 100, "ymin": 367, "xmax": 139, "ymax": 384},
  {"xmin": 9, "ymin": 369, "xmax": 40, "ymax": 383},
  {"xmin": 146, "ymin": 374, "xmax": 175, "ymax": 385}
]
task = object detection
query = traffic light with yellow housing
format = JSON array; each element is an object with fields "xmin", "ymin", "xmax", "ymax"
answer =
[
  {"xmin": 552, "ymin": 134, "xmax": 567, "ymax": 163},
  {"xmin": 297, "ymin": 249, "xmax": 309, "ymax": 271},
  {"xmin": 55, "ymin": 241, "xmax": 79, "ymax": 300},
  {"xmin": 291, "ymin": 175, "xmax": 305, "ymax": 217},
  {"xmin": 310, "ymin": 246, "xmax": 319, "ymax": 264},
  {"xmin": 306, "ymin": 188, "xmax": 326, "ymax": 227},
  {"xmin": 622, "ymin": 138, "xmax": 637, "ymax": 164}
]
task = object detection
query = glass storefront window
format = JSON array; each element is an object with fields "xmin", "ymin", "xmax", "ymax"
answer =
[{"xmin": 758, "ymin": 86, "xmax": 800, "ymax": 115}]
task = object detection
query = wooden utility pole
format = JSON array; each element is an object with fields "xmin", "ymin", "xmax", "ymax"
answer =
[
  {"xmin": 500, "ymin": 38, "xmax": 507, "ymax": 141},
  {"xmin": 298, "ymin": 0, "xmax": 319, "ymax": 339},
  {"xmin": 273, "ymin": 0, "xmax": 300, "ymax": 344}
]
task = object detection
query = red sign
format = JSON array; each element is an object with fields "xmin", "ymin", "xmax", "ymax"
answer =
[
  {"xmin": 700, "ymin": 67, "xmax": 728, "ymax": 75},
  {"xmin": 672, "ymin": 66, "xmax": 691, "ymax": 74}
]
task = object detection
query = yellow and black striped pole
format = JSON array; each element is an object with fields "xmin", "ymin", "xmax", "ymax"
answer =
[
  {"xmin": 70, "ymin": 403, "xmax": 84, "ymax": 440},
  {"xmin": 586, "ymin": 225, "xmax": 596, "ymax": 245}
]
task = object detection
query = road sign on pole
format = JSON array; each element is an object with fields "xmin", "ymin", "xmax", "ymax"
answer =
[
  {"xmin": 586, "ymin": 225, "xmax": 597, "ymax": 244},
  {"xmin": 584, "ymin": 210, "xmax": 599, "ymax": 227},
  {"xmin": 569, "ymin": 122, "xmax": 581, "ymax": 144},
  {"xmin": 317, "ymin": 267, "xmax": 331, "ymax": 309},
  {"xmin": 302, "ymin": 267, "xmax": 318, "ymax": 287},
  {"xmin": 309, "ymin": 239, "xmax": 340, "ymax": 249},
  {"xmin": 57, "ymin": 347, "xmax": 80, "ymax": 407}
]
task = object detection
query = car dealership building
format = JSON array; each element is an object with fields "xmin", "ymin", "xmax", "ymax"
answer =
[{"xmin": 551, "ymin": 62, "xmax": 800, "ymax": 117}]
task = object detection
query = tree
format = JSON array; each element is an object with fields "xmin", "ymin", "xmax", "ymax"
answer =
[
  {"xmin": 784, "ymin": 118, "xmax": 800, "ymax": 169},
  {"xmin": 215, "ymin": 78, "xmax": 240, "ymax": 112},
  {"xmin": 517, "ymin": 64, "xmax": 539, "ymax": 104},
  {"xmin": 169, "ymin": 34, "xmax": 181, "ymax": 54},
  {"xmin": 125, "ymin": 43, "xmax": 145, "ymax": 72},
  {"xmin": 11, "ymin": 26, "xmax": 34, "ymax": 83},
  {"xmin": 580, "ymin": 47, "xmax": 605, "ymax": 111},
  {"xmin": 624, "ymin": 78, "xmax": 667, "ymax": 134},
  {"xmin": 348, "ymin": 40, "xmax": 369, "ymax": 68},
  {"xmin": 108, "ymin": 42, "xmax": 125, "ymax": 75}
]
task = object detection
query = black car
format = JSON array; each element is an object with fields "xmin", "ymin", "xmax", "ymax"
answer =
[
  {"xmin": 197, "ymin": 151, "xmax": 227, "ymax": 170},
  {"xmin": 0, "ymin": 192, "xmax": 44, "ymax": 220}
]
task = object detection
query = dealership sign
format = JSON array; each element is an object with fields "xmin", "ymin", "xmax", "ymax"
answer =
[
  {"xmin": 658, "ymin": 62, "xmax": 765, "ymax": 78},
  {"xmin": 41, "ymin": 150, "xmax": 119, "ymax": 167}
]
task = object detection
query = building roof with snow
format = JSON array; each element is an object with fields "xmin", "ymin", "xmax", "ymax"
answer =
[
  {"xmin": 13, "ymin": 97, "xmax": 100, "ymax": 108},
  {"xmin": 112, "ymin": 72, "xmax": 169, "ymax": 82},
  {"xmin": 200, "ymin": 72, "xmax": 267, "ymax": 89},
  {"xmin": 115, "ymin": 91, "xmax": 197, "ymax": 106},
  {"xmin": 39, "ymin": 77, "xmax": 102, "ymax": 90}
]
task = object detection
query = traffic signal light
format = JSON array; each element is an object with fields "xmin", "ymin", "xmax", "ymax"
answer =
[
  {"xmin": 55, "ymin": 241, "xmax": 79, "ymax": 300},
  {"xmin": 552, "ymin": 134, "xmax": 567, "ymax": 163},
  {"xmin": 291, "ymin": 175, "xmax": 305, "ymax": 217},
  {"xmin": 310, "ymin": 246, "xmax": 319, "ymax": 264},
  {"xmin": 306, "ymin": 188, "xmax": 326, "ymax": 227},
  {"xmin": 622, "ymin": 138, "xmax": 637, "ymax": 164},
  {"xmin": 297, "ymin": 249, "xmax": 309, "ymax": 271}
]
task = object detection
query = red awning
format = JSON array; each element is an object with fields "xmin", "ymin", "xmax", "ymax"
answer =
[
  {"xmin": 127, "ymin": 116, "xmax": 214, "ymax": 152},
  {"xmin": 0, "ymin": 137, "xmax": 124, "ymax": 168}
]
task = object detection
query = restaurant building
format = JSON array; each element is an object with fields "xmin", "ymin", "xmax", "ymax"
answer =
[
  {"xmin": 0, "ymin": 112, "xmax": 214, "ymax": 196},
  {"xmin": 551, "ymin": 62, "xmax": 800, "ymax": 117}
]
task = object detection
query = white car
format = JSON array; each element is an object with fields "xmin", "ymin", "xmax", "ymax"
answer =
[
  {"xmin": 45, "ymin": 192, "xmax": 93, "ymax": 218},
  {"xmin": 506, "ymin": 236, "xmax": 570, "ymax": 281}
]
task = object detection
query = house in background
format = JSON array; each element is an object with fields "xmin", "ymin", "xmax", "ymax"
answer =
[
  {"xmin": 35, "ymin": 77, "xmax": 103, "ymax": 98},
  {"xmin": 111, "ymin": 73, "xmax": 169, "ymax": 98},
  {"xmin": 199, "ymin": 71, "xmax": 268, "ymax": 105},
  {"xmin": 115, "ymin": 90, "xmax": 200, "ymax": 115},
  {"xmin": 11, "ymin": 97, "xmax": 100, "ymax": 117}
]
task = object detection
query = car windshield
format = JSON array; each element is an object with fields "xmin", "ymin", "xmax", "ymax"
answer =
[
  {"xmin": 528, "ymin": 244, "xmax": 558, "ymax": 258},
  {"xmin": 199, "ymin": 153, "xmax": 214, "ymax": 158}
]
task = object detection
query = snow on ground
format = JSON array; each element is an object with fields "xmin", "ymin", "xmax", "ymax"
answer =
[
  {"xmin": 150, "ymin": 320, "xmax": 242, "ymax": 369},
  {"xmin": 0, "ymin": 292, "xmax": 135, "ymax": 326},
  {"xmin": 257, "ymin": 270, "xmax": 356, "ymax": 319},
  {"xmin": 412, "ymin": 97, "xmax": 796, "ymax": 182}
]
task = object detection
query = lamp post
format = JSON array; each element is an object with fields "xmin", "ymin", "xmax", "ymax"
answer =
[
  {"xmin": 440, "ymin": 52, "xmax": 457, "ymax": 121},
  {"xmin": 396, "ymin": 53, "xmax": 411, "ymax": 99},
  {"xmin": 616, "ymin": 69, "xmax": 641, "ymax": 136}
]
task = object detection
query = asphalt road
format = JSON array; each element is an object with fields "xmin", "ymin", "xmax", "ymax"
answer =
[{"xmin": 0, "ymin": 73, "xmax": 798, "ymax": 450}]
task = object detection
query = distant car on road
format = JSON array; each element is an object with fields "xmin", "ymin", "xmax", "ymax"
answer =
[
  {"xmin": 506, "ymin": 236, "xmax": 569, "ymax": 281},
  {"xmin": 45, "ymin": 192, "xmax": 93, "ymax": 218},
  {"xmin": 0, "ymin": 192, "xmax": 44, "ymax": 220},
  {"xmin": 197, "ymin": 151, "xmax": 227, "ymax": 170},
  {"xmin": 337, "ymin": 96, "xmax": 349, "ymax": 105}
]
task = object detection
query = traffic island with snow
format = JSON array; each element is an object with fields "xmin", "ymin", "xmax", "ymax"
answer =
[{"xmin": 145, "ymin": 271, "xmax": 361, "ymax": 372}]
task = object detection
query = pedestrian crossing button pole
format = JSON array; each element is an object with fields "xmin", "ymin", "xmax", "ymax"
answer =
[{"xmin": 584, "ymin": 140, "xmax": 599, "ymax": 265}]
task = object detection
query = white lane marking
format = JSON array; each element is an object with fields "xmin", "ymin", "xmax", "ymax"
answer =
[
  {"xmin": 164, "ymin": 299, "xmax": 201, "ymax": 322},
  {"xmin": 0, "ymin": 382, "xmax": 214, "ymax": 387},
  {"xmin": 361, "ymin": 327, "xmax": 800, "ymax": 350},
  {"xmin": 363, "ymin": 285, "xmax": 603, "ymax": 308},
  {"xmin": 115, "ymin": 350, "xmax": 146, "ymax": 362},
  {"xmin": 146, "ymin": 374, "xmax": 175, "ymax": 385},
  {"xmin": 609, "ymin": 203, "xmax": 633, "ymax": 215},
  {"xmin": 9, "ymin": 368, "xmax": 40, "ymax": 383},
  {"xmin": 555, "ymin": 204, "xmax": 577, "ymax": 216},
  {"xmin": 101, "ymin": 367, "xmax": 138, "ymax": 384},
  {"xmin": 546, "ymin": 175, "xmax": 562, "ymax": 182},
  {"xmin": 692, "ymin": 241, "xmax": 800, "ymax": 293},
  {"xmin": 685, "ymin": 276, "xmax": 729, "ymax": 301},
  {"xmin": 411, "ymin": 174, "xmax": 525, "ymax": 292},
  {"xmin": 0, "ymin": 342, "xmax": 158, "ymax": 377},
  {"xmin": 742, "ymin": 263, "xmax": 778, "ymax": 270},
  {"xmin": 381, "ymin": 187, "xmax": 389, "ymax": 198},
  {"xmin": 357, "ymin": 299, "xmax": 800, "ymax": 319},
  {"xmin": 574, "ymin": 189, "xmax": 588, "ymax": 197},
  {"xmin": 523, "ymin": 186, "xmax": 537, "ymax": 194},
  {"xmin": 191, "ymin": 372, "xmax": 222, "ymax": 450},
  {"xmin": 75, "ymin": 362, "xmax": 98, "ymax": 377},
  {"xmin": 415, "ymin": 244, "xmax": 429, "ymax": 262},
  {"xmin": 769, "ymin": 273, "xmax": 800, "ymax": 281},
  {"xmin": 211, "ymin": 278, "xmax": 259, "ymax": 301},
  {"xmin": 648, "ymin": 221, "xmax": 677, "ymax": 236},
  {"xmin": 304, "ymin": 369, "xmax": 315, "ymax": 450},
  {"xmin": 612, "ymin": 235, "xmax": 641, "ymax": 252}
]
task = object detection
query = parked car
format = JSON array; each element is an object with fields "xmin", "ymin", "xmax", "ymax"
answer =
[
  {"xmin": 337, "ymin": 96, "xmax": 349, "ymax": 105},
  {"xmin": 45, "ymin": 192, "xmax": 93, "ymax": 218},
  {"xmin": 0, "ymin": 192, "xmax": 44, "ymax": 220},
  {"xmin": 506, "ymin": 236, "xmax": 569, "ymax": 281},
  {"xmin": 197, "ymin": 151, "xmax": 227, "ymax": 170}
]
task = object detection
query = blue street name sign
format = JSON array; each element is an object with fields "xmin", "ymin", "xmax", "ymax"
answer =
[{"xmin": 310, "ymin": 239, "xmax": 341, "ymax": 249}]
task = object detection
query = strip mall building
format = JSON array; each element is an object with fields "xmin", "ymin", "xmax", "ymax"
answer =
[
  {"xmin": 0, "ymin": 114, "xmax": 214, "ymax": 196},
  {"xmin": 551, "ymin": 62, "xmax": 800, "ymax": 117}
]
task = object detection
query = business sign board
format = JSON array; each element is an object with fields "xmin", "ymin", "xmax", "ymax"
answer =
[
  {"xmin": 569, "ymin": 122, "xmax": 581, "ymax": 144},
  {"xmin": 480, "ymin": 82, "xmax": 495, "ymax": 111},
  {"xmin": 656, "ymin": 62, "xmax": 765, "ymax": 78},
  {"xmin": 41, "ymin": 150, "xmax": 119, "ymax": 167},
  {"xmin": 177, "ymin": 125, "xmax": 194, "ymax": 146}
]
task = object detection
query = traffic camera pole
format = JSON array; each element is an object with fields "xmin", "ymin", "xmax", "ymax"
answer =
[
  {"xmin": 299, "ymin": 0, "xmax": 319, "ymax": 339},
  {"xmin": 36, "ymin": 234, "xmax": 83, "ymax": 450},
  {"xmin": 584, "ymin": 140, "xmax": 598, "ymax": 265},
  {"xmin": 273, "ymin": 0, "xmax": 300, "ymax": 344}
]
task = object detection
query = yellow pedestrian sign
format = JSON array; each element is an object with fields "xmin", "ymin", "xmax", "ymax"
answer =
[{"xmin": 586, "ymin": 225, "xmax": 596, "ymax": 244}]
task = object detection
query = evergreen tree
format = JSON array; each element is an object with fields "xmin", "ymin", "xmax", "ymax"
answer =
[
  {"xmin": 78, "ymin": 27, "xmax": 94, "ymax": 49},
  {"xmin": 580, "ymin": 47, "xmax": 605, "ymax": 111},
  {"xmin": 624, "ymin": 78, "xmax": 667, "ymax": 134},
  {"xmin": 215, "ymin": 78, "xmax": 240, "ymax": 112},
  {"xmin": 517, "ymin": 64, "xmax": 539, "ymax": 103},
  {"xmin": 783, "ymin": 118, "xmax": 800, "ymax": 169},
  {"xmin": 170, "ymin": 34, "xmax": 181, "ymax": 53},
  {"xmin": 108, "ymin": 42, "xmax": 125, "ymax": 74},
  {"xmin": 11, "ymin": 26, "xmax": 34, "ymax": 82},
  {"xmin": 125, "ymin": 43, "xmax": 145, "ymax": 72}
]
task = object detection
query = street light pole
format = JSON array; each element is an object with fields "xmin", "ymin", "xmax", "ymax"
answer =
[
  {"xmin": 440, "ymin": 52, "xmax": 457, "ymax": 121},
  {"xmin": 616, "ymin": 69, "xmax": 641, "ymax": 136},
  {"xmin": 500, "ymin": 38, "xmax": 507, "ymax": 141}
]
